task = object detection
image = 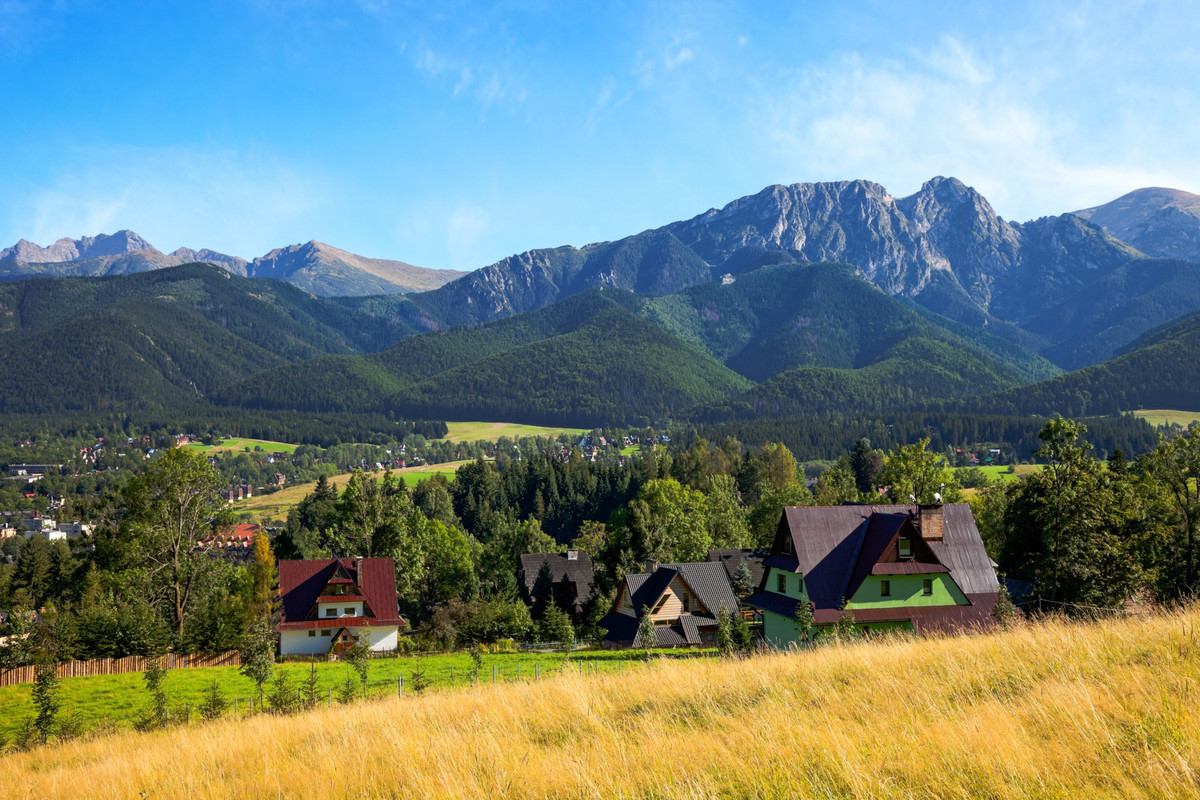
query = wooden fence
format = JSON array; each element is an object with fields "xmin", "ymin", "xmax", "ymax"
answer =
[{"xmin": 0, "ymin": 650, "xmax": 240, "ymax": 687}]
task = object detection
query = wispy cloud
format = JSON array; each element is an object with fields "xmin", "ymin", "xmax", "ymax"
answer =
[
  {"xmin": 752, "ymin": 31, "xmax": 1200, "ymax": 220},
  {"xmin": 12, "ymin": 145, "xmax": 334, "ymax": 257}
]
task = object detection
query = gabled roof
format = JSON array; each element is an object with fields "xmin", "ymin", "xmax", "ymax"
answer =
[
  {"xmin": 517, "ymin": 551, "xmax": 597, "ymax": 607},
  {"xmin": 756, "ymin": 504, "xmax": 998, "ymax": 612},
  {"xmin": 600, "ymin": 561, "xmax": 738, "ymax": 646},
  {"xmin": 278, "ymin": 558, "xmax": 405, "ymax": 630},
  {"xmin": 708, "ymin": 547, "xmax": 770, "ymax": 588}
]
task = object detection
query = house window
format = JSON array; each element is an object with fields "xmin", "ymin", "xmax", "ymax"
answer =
[
  {"xmin": 781, "ymin": 536, "xmax": 793, "ymax": 555},
  {"xmin": 325, "ymin": 608, "xmax": 336, "ymax": 617},
  {"xmin": 320, "ymin": 630, "xmax": 332, "ymax": 637},
  {"xmin": 777, "ymin": 573, "xmax": 787, "ymax": 593},
  {"xmin": 652, "ymin": 594, "xmax": 670, "ymax": 614},
  {"xmin": 343, "ymin": 607, "xmax": 354, "ymax": 616},
  {"xmin": 880, "ymin": 580, "xmax": 891, "ymax": 597},
  {"xmin": 899, "ymin": 538, "xmax": 912, "ymax": 558},
  {"xmin": 922, "ymin": 579, "xmax": 933, "ymax": 596},
  {"xmin": 308, "ymin": 630, "xmax": 316, "ymax": 637},
  {"xmin": 681, "ymin": 591, "xmax": 691, "ymax": 613}
]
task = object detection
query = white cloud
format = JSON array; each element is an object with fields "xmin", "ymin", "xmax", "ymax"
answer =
[{"xmin": 752, "ymin": 34, "xmax": 1200, "ymax": 221}]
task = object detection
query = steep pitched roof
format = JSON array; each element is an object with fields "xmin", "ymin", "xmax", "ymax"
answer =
[
  {"xmin": 708, "ymin": 548, "xmax": 770, "ymax": 588},
  {"xmin": 600, "ymin": 561, "xmax": 739, "ymax": 646},
  {"xmin": 278, "ymin": 558, "xmax": 405, "ymax": 630},
  {"xmin": 755, "ymin": 504, "xmax": 997, "ymax": 612},
  {"xmin": 517, "ymin": 551, "xmax": 597, "ymax": 608}
]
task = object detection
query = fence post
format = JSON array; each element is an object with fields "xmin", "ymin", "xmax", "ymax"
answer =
[
  {"xmin": 328, "ymin": 687, "xmax": 332, "ymax": 707},
  {"xmin": 450, "ymin": 666, "xmax": 454, "ymax": 682},
  {"xmin": 492, "ymin": 664, "xmax": 496, "ymax": 684},
  {"xmin": 186, "ymin": 702, "xmax": 190, "ymax": 724},
  {"xmin": 398, "ymin": 676, "xmax": 403, "ymax": 698}
]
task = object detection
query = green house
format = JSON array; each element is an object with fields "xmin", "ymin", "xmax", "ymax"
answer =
[{"xmin": 746, "ymin": 504, "xmax": 1002, "ymax": 646}]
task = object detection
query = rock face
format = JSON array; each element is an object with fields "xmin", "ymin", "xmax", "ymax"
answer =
[
  {"xmin": 0, "ymin": 230, "xmax": 159, "ymax": 262},
  {"xmin": 426, "ymin": 176, "xmax": 1137, "ymax": 329},
  {"xmin": 1074, "ymin": 187, "xmax": 1200, "ymax": 261}
]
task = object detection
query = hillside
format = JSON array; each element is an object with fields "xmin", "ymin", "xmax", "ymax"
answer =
[
  {"xmin": 246, "ymin": 240, "xmax": 465, "ymax": 296},
  {"xmin": 966, "ymin": 308, "xmax": 1200, "ymax": 417},
  {"xmin": 1074, "ymin": 186, "xmax": 1200, "ymax": 261},
  {"xmin": 4, "ymin": 608, "xmax": 1196, "ymax": 799}
]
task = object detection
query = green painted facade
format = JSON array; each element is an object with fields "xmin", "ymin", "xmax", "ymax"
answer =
[
  {"xmin": 846, "ymin": 574, "xmax": 968, "ymax": 609},
  {"xmin": 757, "ymin": 568, "xmax": 967, "ymax": 648}
]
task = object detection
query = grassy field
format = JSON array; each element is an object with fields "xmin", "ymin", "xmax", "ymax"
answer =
[
  {"xmin": 954, "ymin": 464, "xmax": 1041, "ymax": 483},
  {"xmin": 442, "ymin": 421, "xmax": 587, "ymax": 443},
  {"xmin": 5, "ymin": 608, "xmax": 1199, "ymax": 798},
  {"xmin": 183, "ymin": 437, "xmax": 298, "ymax": 454},
  {"xmin": 1133, "ymin": 409, "xmax": 1200, "ymax": 427},
  {"xmin": 0, "ymin": 648, "xmax": 699, "ymax": 742},
  {"xmin": 231, "ymin": 462, "xmax": 467, "ymax": 523}
]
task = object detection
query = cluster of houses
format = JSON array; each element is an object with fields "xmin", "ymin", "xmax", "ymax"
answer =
[
  {"xmin": 0, "ymin": 510, "xmax": 93, "ymax": 543},
  {"xmin": 276, "ymin": 502, "xmax": 1005, "ymax": 655}
]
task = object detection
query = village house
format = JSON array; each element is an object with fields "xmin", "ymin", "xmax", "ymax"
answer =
[
  {"xmin": 517, "ymin": 549, "xmax": 597, "ymax": 615},
  {"xmin": 277, "ymin": 557, "xmax": 406, "ymax": 656},
  {"xmin": 600, "ymin": 560, "xmax": 739, "ymax": 648},
  {"xmin": 746, "ymin": 503, "xmax": 1002, "ymax": 646},
  {"xmin": 198, "ymin": 523, "xmax": 259, "ymax": 564}
]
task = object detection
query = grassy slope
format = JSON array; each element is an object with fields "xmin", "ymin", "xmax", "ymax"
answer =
[
  {"xmin": 1133, "ymin": 409, "xmax": 1200, "ymax": 427},
  {"xmin": 5, "ymin": 608, "xmax": 1199, "ymax": 798},
  {"xmin": 441, "ymin": 421, "xmax": 588, "ymax": 443}
]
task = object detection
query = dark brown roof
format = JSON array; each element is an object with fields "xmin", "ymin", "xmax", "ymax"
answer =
[
  {"xmin": 754, "ymin": 503, "xmax": 998, "ymax": 613},
  {"xmin": 278, "ymin": 558, "xmax": 405, "ymax": 630}
]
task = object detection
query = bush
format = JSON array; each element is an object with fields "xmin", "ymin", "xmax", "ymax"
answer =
[{"xmin": 200, "ymin": 679, "xmax": 230, "ymax": 721}]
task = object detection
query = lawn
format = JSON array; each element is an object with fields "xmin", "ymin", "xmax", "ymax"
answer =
[
  {"xmin": 232, "ymin": 462, "xmax": 469, "ymax": 523},
  {"xmin": 184, "ymin": 437, "xmax": 298, "ymax": 454},
  {"xmin": 441, "ymin": 421, "xmax": 587, "ymax": 444},
  {"xmin": 1132, "ymin": 408, "xmax": 1200, "ymax": 427},
  {"xmin": 0, "ymin": 648, "xmax": 705, "ymax": 740},
  {"xmin": 954, "ymin": 464, "xmax": 1040, "ymax": 483}
]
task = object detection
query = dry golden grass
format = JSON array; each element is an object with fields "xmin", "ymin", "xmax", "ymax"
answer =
[{"xmin": 7, "ymin": 608, "xmax": 1200, "ymax": 799}]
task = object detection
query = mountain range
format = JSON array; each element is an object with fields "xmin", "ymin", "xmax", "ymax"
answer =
[
  {"xmin": 0, "ymin": 233, "xmax": 465, "ymax": 296},
  {"xmin": 1, "ymin": 177, "xmax": 1198, "ymax": 431}
]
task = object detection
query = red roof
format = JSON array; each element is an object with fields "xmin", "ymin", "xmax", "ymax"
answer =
[{"xmin": 278, "ymin": 558, "xmax": 405, "ymax": 630}]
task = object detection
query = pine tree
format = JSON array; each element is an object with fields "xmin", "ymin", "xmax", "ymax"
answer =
[
  {"xmin": 139, "ymin": 655, "xmax": 169, "ymax": 730},
  {"xmin": 731, "ymin": 563, "xmax": 754, "ymax": 600},
  {"xmin": 199, "ymin": 678, "xmax": 230, "ymax": 720},
  {"xmin": 793, "ymin": 599, "xmax": 814, "ymax": 646},
  {"xmin": 31, "ymin": 662, "xmax": 60, "ymax": 744},
  {"xmin": 239, "ymin": 616, "xmax": 275, "ymax": 708}
]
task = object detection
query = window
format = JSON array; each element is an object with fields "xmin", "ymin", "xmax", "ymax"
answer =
[
  {"xmin": 344, "ymin": 607, "xmax": 354, "ymax": 616},
  {"xmin": 325, "ymin": 608, "xmax": 336, "ymax": 617},
  {"xmin": 781, "ymin": 536, "xmax": 793, "ymax": 555},
  {"xmin": 681, "ymin": 591, "xmax": 691, "ymax": 613},
  {"xmin": 899, "ymin": 538, "xmax": 912, "ymax": 558},
  {"xmin": 308, "ymin": 630, "xmax": 316, "ymax": 637},
  {"xmin": 320, "ymin": 630, "xmax": 332, "ymax": 637},
  {"xmin": 777, "ymin": 573, "xmax": 787, "ymax": 593},
  {"xmin": 922, "ymin": 579, "xmax": 933, "ymax": 596},
  {"xmin": 652, "ymin": 594, "xmax": 670, "ymax": 614},
  {"xmin": 880, "ymin": 580, "xmax": 890, "ymax": 597}
]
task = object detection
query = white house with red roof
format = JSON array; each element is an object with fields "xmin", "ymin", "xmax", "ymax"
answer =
[{"xmin": 277, "ymin": 557, "xmax": 407, "ymax": 656}]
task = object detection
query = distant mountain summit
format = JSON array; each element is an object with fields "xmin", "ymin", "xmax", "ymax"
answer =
[
  {"xmin": 248, "ymin": 241, "xmax": 465, "ymax": 296},
  {"xmin": 0, "ymin": 232, "xmax": 464, "ymax": 296},
  {"xmin": 0, "ymin": 230, "xmax": 158, "ymax": 262},
  {"xmin": 1073, "ymin": 187, "xmax": 1200, "ymax": 261}
]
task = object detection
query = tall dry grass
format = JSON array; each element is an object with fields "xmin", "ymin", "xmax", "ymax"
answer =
[{"xmin": 5, "ymin": 608, "xmax": 1199, "ymax": 799}]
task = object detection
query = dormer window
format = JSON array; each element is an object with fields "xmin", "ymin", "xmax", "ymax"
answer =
[
  {"xmin": 898, "ymin": 537, "xmax": 912, "ymax": 558},
  {"xmin": 781, "ymin": 536, "xmax": 793, "ymax": 555}
]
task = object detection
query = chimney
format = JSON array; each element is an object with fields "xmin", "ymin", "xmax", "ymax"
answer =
[
  {"xmin": 356, "ymin": 556, "xmax": 364, "ymax": 581},
  {"xmin": 644, "ymin": 558, "xmax": 659, "ymax": 574},
  {"xmin": 566, "ymin": 549, "xmax": 579, "ymax": 561},
  {"xmin": 917, "ymin": 504, "xmax": 944, "ymax": 542}
]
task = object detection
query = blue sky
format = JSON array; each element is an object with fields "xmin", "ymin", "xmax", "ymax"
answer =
[{"xmin": 2, "ymin": 1, "xmax": 1198, "ymax": 271}]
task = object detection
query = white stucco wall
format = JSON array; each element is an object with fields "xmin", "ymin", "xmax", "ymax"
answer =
[{"xmin": 279, "ymin": 625, "xmax": 398, "ymax": 655}]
